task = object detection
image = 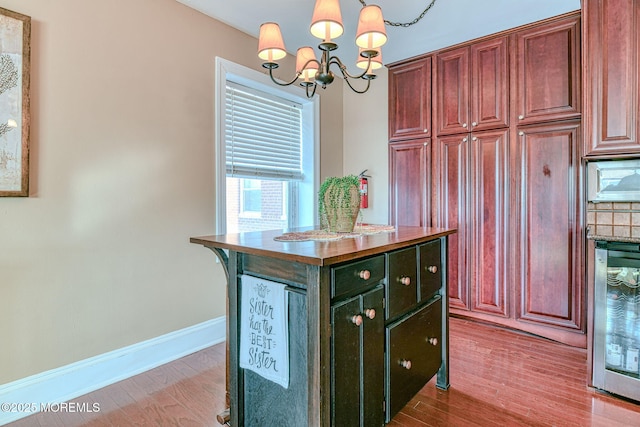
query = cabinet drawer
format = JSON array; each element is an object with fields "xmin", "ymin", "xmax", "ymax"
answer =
[
  {"xmin": 385, "ymin": 297, "xmax": 442, "ymax": 421},
  {"xmin": 386, "ymin": 247, "xmax": 418, "ymax": 320},
  {"xmin": 332, "ymin": 255, "xmax": 384, "ymax": 300},
  {"xmin": 419, "ymin": 239, "xmax": 442, "ymax": 301}
]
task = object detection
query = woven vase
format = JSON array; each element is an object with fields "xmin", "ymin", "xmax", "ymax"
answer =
[{"xmin": 323, "ymin": 183, "xmax": 360, "ymax": 233}]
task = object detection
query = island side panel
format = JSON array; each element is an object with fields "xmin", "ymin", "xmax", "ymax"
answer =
[
  {"xmin": 243, "ymin": 289, "xmax": 308, "ymax": 425},
  {"xmin": 437, "ymin": 236, "xmax": 450, "ymax": 390},
  {"xmin": 228, "ymin": 250, "xmax": 244, "ymax": 426},
  {"xmin": 306, "ymin": 265, "xmax": 332, "ymax": 427}
]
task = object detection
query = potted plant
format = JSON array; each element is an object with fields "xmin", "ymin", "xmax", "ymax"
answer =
[{"xmin": 318, "ymin": 175, "xmax": 361, "ymax": 233}]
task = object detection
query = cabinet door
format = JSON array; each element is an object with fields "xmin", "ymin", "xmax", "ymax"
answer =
[
  {"xmin": 386, "ymin": 247, "xmax": 418, "ymax": 320},
  {"xmin": 514, "ymin": 15, "xmax": 581, "ymax": 125},
  {"xmin": 469, "ymin": 129, "xmax": 509, "ymax": 317},
  {"xmin": 386, "ymin": 297, "xmax": 442, "ymax": 422},
  {"xmin": 361, "ymin": 287, "xmax": 384, "ymax": 427},
  {"xmin": 388, "ymin": 139, "xmax": 431, "ymax": 227},
  {"xmin": 432, "ymin": 134, "xmax": 469, "ymax": 310},
  {"xmin": 513, "ymin": 120, "xmax": 583, "ymax": 336},
  {"xmin": 419, "ymin": 238, "xmax": 442, "ymax": 302},
  {"xmin": 331, "ymin": 296, "xmax": 361, "ymax": 427},
  {"xmin": 583, "ymin": 0, "xmax": 640, "ymax": 155},
  {"xmin": 331, "ymin": 286, "xmax": 384, "ymax": 427},
  {"xmin": 470, "ymin": 37, "xmax": 509, "ymax": 132},
  {"xmin": 435, "ymin": 46, "xmax": 470, "ymax": 135},
  {"xmin": 388, "ymin": 57, "xmax": 432, "ymax": 141}
]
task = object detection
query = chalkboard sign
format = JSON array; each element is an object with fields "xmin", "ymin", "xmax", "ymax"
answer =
[{"xmin": 239, "ymin": 274, "xmax": 289, "ymax": 388}]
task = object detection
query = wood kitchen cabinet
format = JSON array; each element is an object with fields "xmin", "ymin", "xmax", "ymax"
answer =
[
  {"xmin": 583, "ymin": 0, "xmax": 640, "ymax": 156},
  {"xmin": 432, "ymin": 129, "xmax": 509, "ymax": 317},
  {"xmin": 431, "ymin": 134, "xmax": 468, "ymax": 311},
  {"xmin": 388, "ymin": 57, "xmax": 432, "ymax": 141},
  {"xmin": 513, "ymin": 14, "xmax": 581, "ymax": 126},
  {"xmin": 512, "ymin": 120, "xmax": 584, "ymax": 345},
  {"xmin": 389, "ymin": 12, "xmax": 585, "ymax": 347},
  {"xmin": 388, "ymin": 139, "xmax": 431, "ymax": 227},
  {"xmin": 435, "ymin": 37, "xmax": 509, "ymax": 136}
]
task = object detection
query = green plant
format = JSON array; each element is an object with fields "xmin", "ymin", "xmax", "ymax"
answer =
[{"xmin": 318, "ymin": 175, "xmax": 361, "ymax": 232}]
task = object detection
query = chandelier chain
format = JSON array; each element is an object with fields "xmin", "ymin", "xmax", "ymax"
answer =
[{"xmin": 357, "ymin": 0, "xmax": 437, "ymax": 27}]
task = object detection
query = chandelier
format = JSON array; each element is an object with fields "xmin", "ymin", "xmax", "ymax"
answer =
[{"xmin": 257, "ymin": 0, "xmax": 388, "ymax": 98}]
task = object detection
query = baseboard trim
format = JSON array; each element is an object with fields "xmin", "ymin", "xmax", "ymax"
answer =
[{"xmin": 0, "ymin": 316, "xmax": 226, "ymax": 425}]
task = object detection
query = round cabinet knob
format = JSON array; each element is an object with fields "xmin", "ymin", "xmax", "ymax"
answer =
[
  {"xmin": 462, "ymin": 123, "xmax": 468, "ymax": 128},
  {"xmin": 400, "ymin": 276, "xmax": 411, "ymax": 286},
  {"xmin": 365, "ymin": 308, "xmax": 376, "ymax": 319},
  {"xmin": 463, "ymin": 137, "xmax": 468, "ymax": 143},
  {"xmin": 428, "ymin": 337, "xmax": 439, "ymax": 346},
  {"xmin": 427, "ymin": 265, "xmax": 438, "ymax": 274},
  {"xmin": 400, "ymin": 359, "xmax": 412, "ymax": 370},
  {"xmin": 351, "ymin": 315, "xmax": 363, "ymax": 327},
  {"xmin": 424, "ymin": 128, "xmax": 428, "ymax": 133},
  {"xmin": 471, "ymin": 121, "xmax": 477, "ymax": 126},
  {"xmin": 518, "ymin": 114, "xmax": 524, "ymax": 120},
  {"xmin": 519, "ymin": 131, "xmax": 524, "ymax": 136},
  {"xmin": 472, "ymin": 137, "xmax": 477, "ymax": 141},
  {"xmin": 359, "ymin": 270, "xmax": 371, "ymax": 280}
]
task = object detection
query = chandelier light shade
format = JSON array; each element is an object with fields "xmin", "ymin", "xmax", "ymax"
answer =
[
  {"xmin": 355, "ymin": 5, "xmax": 387, "ymax": 50},
  {"xmin": 257, "ymin": 0, "xmax": 388, "ymax": 97},
  {"xmin": 296, "ymin": 47, "xmax": 319, "ymax": 82},
  {"xmin": 258, "ymin": 22, "xmax": 287, "ymax": 62},
  {"xmin": 309, "ymin": 0, "xmax": 344, "ymax": 41},
  {"xmin": 357, "ymin": 47, "xmax": 383, "ymax": 71}
]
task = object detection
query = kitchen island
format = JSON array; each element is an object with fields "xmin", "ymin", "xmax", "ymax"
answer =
[{"xmin": 191, "ymin": 226, "xmax": 455, "ymax": 427}]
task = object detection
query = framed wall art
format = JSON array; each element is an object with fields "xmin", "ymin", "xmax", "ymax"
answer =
[{"xmin": 0, "ymin": 7, "xmax": 30, "ymax": 197}]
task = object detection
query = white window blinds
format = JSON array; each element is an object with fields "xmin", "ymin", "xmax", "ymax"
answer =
[{"xmin": 225, "ymin": 82, "xmax": 303, "ymax": 180}]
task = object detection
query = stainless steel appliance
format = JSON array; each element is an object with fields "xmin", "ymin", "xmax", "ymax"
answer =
[
  {"xmin": 587, "ymin": 159, "xmax": 640, "ymax": 202},
  {"xmin": 593, "ymin": 241, "xmax": 640, "ymax": 401}
]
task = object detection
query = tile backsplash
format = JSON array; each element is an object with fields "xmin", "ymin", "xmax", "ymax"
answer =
[{"xmin": 587, "ymin": 202, "xmax": 640, "ymax": 238}]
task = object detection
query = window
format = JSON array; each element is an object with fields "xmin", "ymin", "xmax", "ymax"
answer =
[{"xmin": 215, "ymin": 58, "xmax": 319, "ymax": 234}]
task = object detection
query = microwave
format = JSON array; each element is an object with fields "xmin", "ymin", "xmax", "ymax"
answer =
[{"xmin": 587, "ymin": 159, "xmax": 640, "ymax": 202}]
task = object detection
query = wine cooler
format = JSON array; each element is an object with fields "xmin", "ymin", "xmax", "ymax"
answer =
[{"xmin": 593, "ymin": 240, "xmax": 640, "ymax": 401}]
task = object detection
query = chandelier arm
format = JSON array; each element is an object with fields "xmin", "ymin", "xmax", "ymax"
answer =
[
  {"xmin": 305, "ymin": 83, "xmax": 318, "ymax": 98},
  {"xmin": 342, "ymin": 75, "xmax": 372, "ymax": 94},
  {"xmin": 329, "ymin": 55, "xmax": 371, "ymax": 80},
  {"xmin": 266, "ymin": 66, "xmax": 303, "ymax": 87}
]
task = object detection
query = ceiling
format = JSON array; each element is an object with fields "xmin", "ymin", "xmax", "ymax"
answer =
[{"xmin": 177, "ymin": 0, "xmax": 580, "ymax": 66}]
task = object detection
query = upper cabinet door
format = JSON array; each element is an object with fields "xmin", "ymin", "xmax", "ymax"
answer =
[
  {"xmin": 470, "ymin": 37, "xmax": 510, "ymax": 132},
  {"xmin": 435, "ymin": 46, "xmax": 470, "ymax": 136},
  {"xmin": 388, "ymin": 139, "xmax": 431, "ymax": 228},
  {"xmin": 514, "ymin": 15, "xmax": 581, "ymax": 125},
  {"xmin": 388, "ymin": 57, "xmax": 432, "ymax": 141},
  {"xmin": 583, "ymin": 0, "xmax": 640, "ymax": 156},
  {"xmin": 435, "ymin": 37, "xmax": 509, "ymax": 136}
]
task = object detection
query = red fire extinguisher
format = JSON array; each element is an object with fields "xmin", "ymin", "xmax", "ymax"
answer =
[{"xmin": 359, "ymin": 170, "xmax": 369, "ymax": 209}]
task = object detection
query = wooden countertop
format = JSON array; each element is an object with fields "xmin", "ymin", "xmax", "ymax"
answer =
[{"xmin": 191, "ymin": 226, "xmax": 456, "ymax": 266}]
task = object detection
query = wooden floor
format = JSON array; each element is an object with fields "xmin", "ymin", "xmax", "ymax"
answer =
[{"xmin": 8, "ymin": 318, "xmax": 640, "ymax": 426}]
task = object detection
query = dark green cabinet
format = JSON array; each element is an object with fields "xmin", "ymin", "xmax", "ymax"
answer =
[
  {"xmin": 386, "ymin": 298, "xmax": 443, "ymax": 420},
  {"xmin": 419, "ymin": 239, "xmax": 442, "ymax": 301},
  {"xmin": 386, "ymin": 247, "xmax": 418, "ymax": 320},
  {"xmin": 331, "ymin": 285, "xmax": 385, "ymax": 427},
  {"xmin": 192, "ymin": 227, "xmax": 454, "ymax": 426},
  {"xmin": 331, "ymin": 238, "xmax": 448, "ymax": 425}
]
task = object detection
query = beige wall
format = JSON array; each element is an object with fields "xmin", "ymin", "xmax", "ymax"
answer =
[
  {"xmin": 0, "ymin": 0, "xmax": 344, "ymax": 384},
  {"xmin": 343, "ymin": 69, "xmax": 389, "ymax": 224}
]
